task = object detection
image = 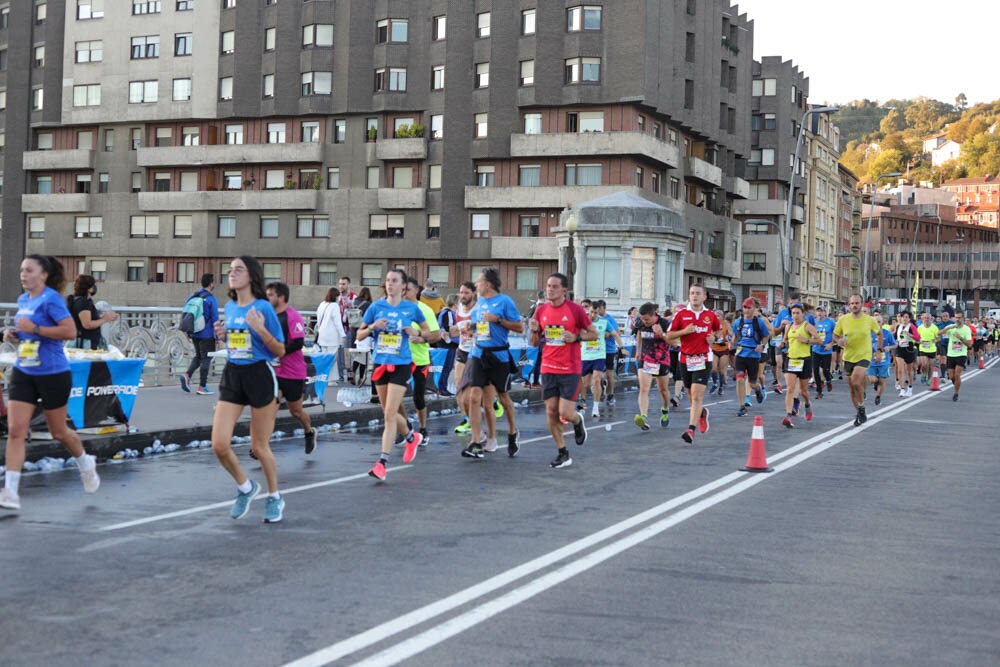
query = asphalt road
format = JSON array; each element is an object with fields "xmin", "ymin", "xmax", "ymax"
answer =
[{"xmin": 1, "ymin": 361, "xmax": 998, "ymax": 667}]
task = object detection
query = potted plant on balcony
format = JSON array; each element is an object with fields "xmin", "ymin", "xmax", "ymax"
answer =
[
  {"xmin": 411, "ymin": 123, "xmax": 424, "ymax": 138},
  {"xmin": 367, "ymin": 126, "xmax": 378, "ymax": 142},
  {"xmin": 312, "ymin": 173, "xmax": 322, "ymax": 190}
]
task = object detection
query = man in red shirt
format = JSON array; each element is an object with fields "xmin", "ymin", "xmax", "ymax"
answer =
[
  {"xmin": 528, "ymin": 273, "xmax": 597, "ymax": 469},
  {"xmin": 666, "ymin": 284, "xmax": 721, "ymax": 444}
]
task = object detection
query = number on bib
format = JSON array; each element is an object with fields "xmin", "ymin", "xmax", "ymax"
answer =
[
  {"xmin": 227, "ymin": 331, "xmax": 252, "ymax": 360},
  {"xmin": 685, "ymin": 354, "xmax": 706, "ymax": 371},
  {"xmin": 17, "ymin": 341, "xmax": 41, "ymax": 367}
]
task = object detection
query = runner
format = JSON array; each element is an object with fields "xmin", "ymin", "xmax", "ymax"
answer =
[
  {"xmin": 665, "ymin": 284, "xmax": 722, "ymax": 444},
  {"xmin": 461, "ymin": 267, "xmax": 522, "ymax": 459},
  {"xmin": 867, "ymin": 312, "xmax": 897, "ymax": 406},
  {"xmin": 449, "ymin": 282, "xmax": 479, "ymax": 435},
  {"xmin": 916, "ymin": 312, "xmax": 940, "ymax": 384},
  {"xmin": 833, "ymin": 294, "xmax": 883, "ymax": 427},
  {"xmin": 708, "ymin": 310, "xmax": 734, "ymax": 396},
  {"xmin": 597, "ymin": 300, "xmax": 623, "ymax": 406},
  {"xmin": 936, "ymin": 310, "xmax": 953, "ymax": 371},
  {"xmin": 527, "ymin": 273, "xmax": 596, "ymax": 468},
  {"xmin": 779, "ymin": 303, "xmax": 821, "ymax": 428},
  {"xmin": 939, "ymin": 311, "xmax": 974, "ymax": 401},
  {"xmin": 355, "ymin": 268, "xmax": 429, "ymax": 481},
  {"xmin": 631, "ymin": 302, "xmax": 673, "ymax": 431},
  {"xmin": 892, "ymin": 311, "xmax": 921, "ymax": 397},
  {"xmin": 0, "ymin": 255, "xmax": 100, "ymax": 512},
  {"xmin": 211, "ymin": 256, "xmax": 287, "ymax": 522},
  {"xmin": 265, "ymin": 281, "xmax": 317, "ymax": 455},
  {"xmin": 401, "ymin": 277, "xmax": 442, "ymax": 445},
  {"xmin": 579, "ymin": 303, "xmax": 617, "ymax": 420},
  {"xmin": 730, "ymin": 297, "xmax": 771, "ymax": 417},
  {"xmin": 811, "ymin": 306, "xmax": 836, "ymax": 398}
]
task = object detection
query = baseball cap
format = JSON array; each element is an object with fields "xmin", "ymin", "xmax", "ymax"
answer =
[{"xmin": 742, "ymin": 297, "xmax": 756, "ymax": 308}]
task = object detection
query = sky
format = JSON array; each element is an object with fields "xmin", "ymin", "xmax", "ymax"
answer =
[{"xmin": 743, "ymin": 0, "xmax": 999, "ymax": 107}]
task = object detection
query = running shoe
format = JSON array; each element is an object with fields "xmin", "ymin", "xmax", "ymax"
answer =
[
  {"xmin": 708, "ymin": 384, "xmax": 718, "ymax": 396},
  {"xmin": 483, "ymin": 437, "xmax": 499, "ymax": 453},
  {"xmin": 573, "ymin": 413, "xmax": 587, "ymax": 446},
  {"xmin": 607, "ymin": 396, "xmax": 616, "ymax": 407},
  {"xmin": 0, "ymin": 488, "xmax": 21, "ymax": 510},
  {"xmin": 230, "ymin": 480, "xmax": 261, "ymax": 519},
  {"xmin": 826, "ymin": 381, "xmax": 833, "ymax": 392},
  {"xmin": 180, "ymin": 372, "xmax": 191, "ymax": 393},
  {"xmin": 838, "ymin": 372, "xmax": 844, "ymax": 380},
  {"xmin": 368, "ymin": 460, "xmax": 387, "ymax": 480},
  {"xmin": 737, "ymin": 405, "xmax": 749, "ymax": 417},
  {"xmin": 698, "ymin": 408, "xmax": 710, "ymax": 434},
  {"xmin": 461, "ymin": 442, "xmax": 485, "ymax": 459},
  {"xmin": 196, "ymin": 386, "xmax": 214, "ymax": 395},
  {"xmin": 805, "ymin": 404, "xmax": 813, "ymax": 421},
  {"xmin": 853, "ymin": 413, "xmax": 862, "ymax": 427},
  {"xmin": 905, "ymin": 387, "xmax": 913, "ymax": 397},
  {"xmin": 507, "ymin": 432, "xmax": 520, "ymax": 458},
  {"xmin": 79, "ymin": 455, "xmax": 100, "ymax": 494},
  {"xmin": 493, "ymin": 400, "xmax": 504, "ymax": 419},
  {"xmin": 815, "ymin": 391, "xmax": 823, "ymax": 399},
  {"xmin": 263, "ymin": 495, "xmax": 285, "ymax": 523},
  {"xmin": 718, "ymin": 384, "xmax": 725, "ymax": 396},
  {"xmin": 304, "ymin": 427, "xmax": 317, "ymax": 455},
  {"xmin": 670, "ymin": 396, "xmax": 680, "ymax": 408},
  {"xmin": 898, "ymin": 388, "xmax": 906, "ymax": 398},
  {"xmin": 592, "ymin": 404, "xmax": 600, "ymax": 420},
  {"xmin": 634, "ymin": 414, "xmax": 650, "ymax": 431},
  {"xmin": 660, "ymin": 409, "xmax": 670, "ymax": 428},
  {"xmin": 550, "ymin": 448, "xmax": 572, "ymax": 468},
  {"xmin": 894, "ymin": 381, "xmax": 901, "ymax": 391},
  {"xmin": 874, "ymin": 395, "xmax": 882, "ymax": 406},
  {"xmin": 858, "ymin": 405, "xmax": 867, "ymax": 423},
  {"xmin": 744, "ymin": 397, "xmax": 752, "ymax": 408},
  {"xmin": 773, "ymin": 385, "xmax": 784, "ymax": 395},
  {"xmin": 402, "ymin": 431, "xmax": 423, "ymax": 463},
  {"xmin": 782, "ymin": 416, "xmax": 794, "ymax": 428},
  {"xmin": 419, "ymin": 427, "xmax": 429, "ymax": 447},
  {"xmin": 953, "ymin": 393, "xmax": 959, "ymax": 402},
  {"xmin": 576, "ymin": 402, "xmax": 587, "ymax": 412},
  {"xmin": 454, "ymin": 419, "xmax": 471, "ymax": 434},
  {"xmin": 681, "ymin": 427, "xmax": 695, "ymax": 444},
  {"xmin": 792, "ymin": 397, "xmax": 800, "ymax": 416}
]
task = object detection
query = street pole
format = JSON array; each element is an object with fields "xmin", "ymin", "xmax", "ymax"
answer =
[
  {"xmin": 860, "ymin": 171, "xmax": 903, "ymax": 302},
  {"xmin": 783, "ymin": 105, "xmax": 838, "ymax": 302}
]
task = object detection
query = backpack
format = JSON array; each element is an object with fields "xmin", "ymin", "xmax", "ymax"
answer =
[
  {"xmin": 735, "ymin": 316, "xmax": 766, "ymax": 345},
  {"xmin": 179, "ymin": 292, "xmax": 206, "ymax": 334}
]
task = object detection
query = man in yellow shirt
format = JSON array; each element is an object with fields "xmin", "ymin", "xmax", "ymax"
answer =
[
  {"xmin": 916, "ymin": 312, "xmax": 940, "ymax": 384},
  {"xmin": 833, "ymin": 294, "xmax": 883, "ymax": 426}
]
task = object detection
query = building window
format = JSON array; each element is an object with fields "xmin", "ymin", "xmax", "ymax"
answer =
[
  {"xmin": 72, "ymin": 84, "xmax": 101, "ymax": 107},
  {"xmin": 264, "ymin": 169, "xmax": 283, "ymax": 189},
  {"xmin": 519, "ymin": 215, "xmax": 540, "ymax": 237},
  {"xmin": 98, "ymin": 173, "xmax": 109, "ymax": 193},
  {"xmin": 177, "ymin": 1, "xmax": 193, "ymax": 10},
  {"xmin": 298, "ymin": 169, "xmax": 318, "ymax": 189},
  {"xmin": 90, "ymin": 260, "xmax": 107, "ymax": 282},
  {"xmin": 764, "ymin": 113, "xmax": 776, "ymax": 130},
  {"xmin": 391, "ymin": 166, "xmax": 413, "ymax": 189},
  {"xmin": 182, "ymin": 126, "xmax": 199, "ymax": 145},
  {"xmin": 761, "ymin": 148, "xmax": 775, "ymax": 166},
  {"xmin": 36, "ymin": 3, "xmax": 46, "ymax": 25},
  {"xmin": 520, "ymin": 60, "xmax": 535, "ymax": 87},
  {"xmin": 317, "ymin": 263, "xmax": 338, "ymax": 286},
  {"xmin": 684, "ymin": 79, "xmax": 694, "ymax": 109},
  {"xmin": 578, "ymin": 111, "xmax": 604, "ymax": 132},
  {"xmin": 127, "ymin": 260, "xmax": 146, "ymax": 282},
  {"xmin": 260, "ymin": 216, "xmax": 279, "ymax": 238},
  {"xmin": 361, "ymin": 263, "xmax": 382, "ymax": 286},
  {"xmin": 0, "ymin": 7, "xmax": 8, "ymax": 29},
  {"xmin": 153, "ymin": 172, "xmax": 170, "ymax": 191},
  {"xmin": 36, "ymin": 175, "xmax": 52, "ymax": 194},
  {"xmin": 130, "ymin": 215, "xmax": 159, "ymax": 238},
  {"xmin": 267, "ymin": 122, "xmax": 286, "ymax": 144},
  {"xmin": 474, "ymin": 113, "xmax": 488, "ymax": 138},
  {"xmin": 567, "ymin": 5, "xmax": 601, "ymax": 31},
  {"xmin": 260, "ymin": 74, "xmax": 274, "ymax": 98},
  {"xmin": 369, "ymin": 214, "xmax": 404, "ymax": 239},
  {"xmin": 218, "ymin": 216, "xmax": 236, "ymax": 238},
  {"xmin": 635, "ymin": 167, "xmax": 644, "ymax": 188},
  {"xmin": 565, "ymin": 164, "xmax": 602, "ymax": 186},
  {"xmin": 75, "ymin": 216, "xmax": 103, "ymax": 238},
  {"xmin": 477, "ymin": 12, "xmax": 490, "ymax": 37},
  {"xmin": 34, "ymin": 45, "xmax": 44, "ymax": 67},
  {"xmin": 475, "ymin": 62, "xmax": 489, "ymax": 88},
  {"xmin": 522, "ymin": 9, "xmax": 536, "ymax": 35},
  {"xmin": 179, "ymin": 171, "xmax": 197, "ymax": 192},
  {"xmin": 585, "ymin": 247, "xmax": 620, "ymax": 300},
  {"xmin": 565, "ymin": 57, "xmax": 600, "ymax": 83},
  {"xmin": 223, "ymin": 171, "xmax": 241, "ymax": 190},
  {"xmin": 301, "ymin": 121, "xmax": 320, "ymax": 143},
  {"xmin": 743, "ymin": 253, "xmax": 766, "ymax": 271},
  {"xmin": 432, "ymin": 15, "xmax": 446, "ymax": 40},
  {"xmin": 77, "ymin": 0, "xmax": 104, "ymax": 20},
  {"xmin": 177, "ymin": 262, "xmax": 195, "ymax": 283},
  {"xmin": 519, "ymin": 166, "xmax": 540, "ymax": 187},
  {"xmin": 219, "ymin": 77, "xmax": 233, "ymax": 100},
  {"xmin": 132, "ymin": 0, "xmax": 159, "ymax": 14},
  {"xmin": 302, "ymin": 71, "xmax": 332, "ymax": 95},
  {"xmin": 220, "ymin": 30, "xmax": 234, "ymax": 54},
  {"xmin": 173, "ymin": 78, "xmax": 192, "ymax": 101},
  {"xmin": 432, "ymin": 65, "xmax": 445, "ymax": 90},
  {"xmin": 429, "ymin": 165, "xmax": 441, "ymax": 190},
  {"xmin": 471, "ymin": 213, "xmax": 490, "ymax": 238},
  {"xmin": 265, "ymin": 27, "xmax": 276, "ymax": 51},
  {"xmin": 29, "ymin": 217, "xmax": 45, "ymax": 239},
  {"xmin": 685, "ymin": 32, "xmax": 695, "ymax": 62},
  {"xmin": 75, "ymin": 174, "xmax": 92, "ymax": 194},
  {"xmin": 374, "ymin": 68, "xmax": 406, "ymax": 92},
  {"xmin": 524, "ymin": 113, "xmax": 542, "ymax": 135},
  {"xmin": 131, "ymin": 172, "xmax": 142, "ymax": 192},
  {"xmin": 31, "ymin": 87, "xmax": 43, "ymax": 110},
  {"xmin": 175, "ymin": 32, "xmax": 192, "ymax": 56},
  {"xmin": 75, "ymin": 40, "xmax": 103, "ymax": 63},
  {"xmin": 262, "ymin": 263, "xmax": 281, "ymax": 283},
  {"xmin": 377, "ymin": 18, "xmax": 408, "ymax": 43},
  {"xmin": 763, "ymin": 78, "xmax": 776, "ymax": 95},
  {"xmin": 430, "ymin": 115, "xmax": 443, "ymax": 140},
  {"xmin": 427, "ymin": 214, "xmax": 441, "ymax": 239},
  {"xmin": 327, "ymin": 168, "xmax": 340, "ymax": 189},
  {"xmin": 303, "ymin": 24, "xmax": 333, "ymax": 47},
  {"xmin": 475, "ymin": 165, "xmax": 494, "ymax": 186},
  {"xmin": 333, "ymin": 119, "xmax": 347, "ymax": 143},
  {"xmin": 129, "ymin": 80, "xmax": 159, "ymax": 103},
  {"xmin": 174, "ymin": 215, "xmax": 192, "ymax": 237},
  {"xmin": 298, "ymin": 215, "xmax": 329, "ymax": 238}
]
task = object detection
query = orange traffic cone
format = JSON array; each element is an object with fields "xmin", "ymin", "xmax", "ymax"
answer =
[
  {"xmin": 929, "ymin": 367, "xmax": 941, "ymax": 391},
  {"xmin": 978, "ymin": 357, "xmax": 985, "ymax": 370},
  {"xmin": 740, "ymin": 415, "xmax": 773, "ymax": 473}
]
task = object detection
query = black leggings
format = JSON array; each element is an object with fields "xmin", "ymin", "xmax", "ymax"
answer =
[
  {"xmin": 412, "ymin": 364, "xmax": 428, "ymax": 410},
  {"xmin": 812, "ymin": 352, "xmax": 832, "ymax": 387}
]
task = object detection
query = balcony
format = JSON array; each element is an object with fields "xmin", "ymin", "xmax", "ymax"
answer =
[
  {"xmin": 490, "ymin": 236, "xmax": 558, "ymax": 261},
  {"xmin": 465, "ymin": 185, "xmax": 646, "ymax": 210},
  {"xmin": 21, "ymin": 194, "xmax": 91, "ymax": 213},
  {"xmin": 136, "ymin": 142, "xmax": 324, "ymax": 167},
  {"xmin": 22, "ymin": 149, "xmax": 95, "ymax": 171},
  {"xmin": 726, "ymin": 176, "xmax": 750, "ymax": 199},
  {"xmin": 375, "ymin": 138, "xmax": 427, "ymax": 161},
  {"xmin": 684, "ymin": 156, "xmax": 723, "ymax": 188},
  {"xmin": 137, "ymin": 189, "xmax": 318, "ymax": 211},
  {"xmin": 732, "ymin": 199, "xmax": 805, "ymax": 222},
  {"xmin": 377, "ymin": 188, "xmax": 426, "ymax": 209},
  {"xmin": 510, "ymin": 132, "xmax": 680, "ymax": 169}
]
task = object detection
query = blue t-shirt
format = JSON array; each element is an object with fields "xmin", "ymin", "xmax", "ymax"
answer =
[
  {"xmin": 812, "ymin": 318, "xmax": 836, "ymax": 355},
  {"xmin": 14, "ymin": 286, "xmax": 72, "ymax": 375},
  {"xmin": 469, "ymin": 294, "xmax": 521, "ymax": 363},
  {"xmin": 363, "ymin": 298, "xmax": 426, "ymax": 365},
  {"xmin": 603, "ymin": 314, "xmax": 620, "ymax": 353},
  {"xmin": 733, "ymin": 316, "xmax": 770, "ymax": 359},
  {"xmin": 223, "ymin": 299, "xmax": 284, "ymax": 365},
  {"xmin": 870, "ymin": 328, "xmax": 896, "ymax": 367}
]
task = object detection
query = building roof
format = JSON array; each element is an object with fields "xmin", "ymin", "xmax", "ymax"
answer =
[
  {"xmin": 578, "ymin": 191, "xmax": 667, "ymax": 210},
  {"xmin": 942, "ymin": 175, "xmax": 997, "ymax": 186}
]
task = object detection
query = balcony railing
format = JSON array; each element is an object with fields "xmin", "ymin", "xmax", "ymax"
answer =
[
  {"xmin": 22, "ymin": 193, "xmax": 91, "ymax": 213},
  {"xmin": 510, "ymin": 131, "xmax": 681, "ymax": 169},
  {"xmin": 377, "ymin": 188, "xmax": 426, "ymax": 209},
  {"xmin": 136, "ymin": 142, "xmax": 324, "ymax": 167},
  {"xmin": 375, "ymin": 137, "xmax": 427, "ymax": 161},
  {"xmin": 490, "ymin": 236, "xmax": 558, "ymax": 260},
  {"xmin": 22, "ymin": 148, "xmax": 95, "ymax": 171},
  {"xmin": 137, "ymin": 189, "xmax": 319, "ymax": 211}
]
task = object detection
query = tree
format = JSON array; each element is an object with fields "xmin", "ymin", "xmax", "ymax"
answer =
[
  {"xmin": 879, "ymin": 108, "xmax": 906, "ymax": 134},
  {"xmin": 960, "ymin": 133, "xmax": 1000, "ymax": 177},
  {"xmin": 904, "ymin": 97, "xmax": 957, "ymax": 136},
  {"xmin": 867, "ymin": 148, "xmax": 905, "ymax": 180},
  {"xmin": 938, "ymin": 159, "xmax": 967, "ymax": 184},
  {"xmin": 956, "ymin": 93, "xmax": 968, "ymax": 112}
]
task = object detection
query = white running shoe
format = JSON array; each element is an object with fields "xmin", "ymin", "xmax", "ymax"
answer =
[
  {"xmin": 905, "ymin": 387, "xmax": 913, "ymax": 397},
  {"xmin": 0, "ymin": 487, "xmax": 21, "ymax": 510},
  {"xmin": 483, "ymin": 437, "xmax": 499, "ymax": 453},
  {"xmin": 79, "ymin": 455, "xmax": 100, "ymax": 494},
  {"xmin": 899, "ymin": 388, "xmax": 906, "ymax": 398},
  {"xmin": 591, "ymin": 404, "xmax": 600, "ymax": 419}
]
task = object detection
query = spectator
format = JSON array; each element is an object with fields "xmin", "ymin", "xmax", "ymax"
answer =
[
  {"xmin": 336, "ymin": 277, "xmax": 357, "ymax": 381},
  {"xmin": 419, "ymin": 278, "xmax": 446, "ymax": 315},
  {"xmin": 316, "ymin": 287, "xmax": 347, "ymax": 379},
  {"xmin": 436, "ymin": 293, "xmax": 459, "ymax": 396},
  {"xmin": 180, "ymin": 273, "xmax": 220, "ymax": 395},
  {"xmin": 68, "ymin": 274, "xmax": 118, "ymax": 351},
  {"xmin": 349, "ymin": 287, "xmax": 373, "ymax": 383}
]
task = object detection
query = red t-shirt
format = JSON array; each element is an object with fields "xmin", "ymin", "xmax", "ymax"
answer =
[
  {"xmin": 668, "ymin": 306, "xmax": 721, "ymax": 361},
  {"xmin": 535, "ymin": 300, "xmax": 592, "ymax": 374}
]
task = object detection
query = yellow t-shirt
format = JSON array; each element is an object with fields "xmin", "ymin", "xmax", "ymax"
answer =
[
  {"xmin": 833, "ymin": 314, "xmax": 880, "ymax": 363},
  {"xmin": 917, "ymin": 324, "xmax": 939, "ymax": 353},
  {"xmin": 786, "ymin": 322, "xmax": 812, "ymax": 360}
]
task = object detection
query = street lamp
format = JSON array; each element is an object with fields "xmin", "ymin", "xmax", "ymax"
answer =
[
  {"xmin": 860, "ymin": 171, "xmax": 903, "ymax": 300},
  {"xmin": 784, "ymin": 105, "xmax": 839, "ymax": 302},
  {"xmin": 565, "ymin": 211, "xmax": 579, "ymax": 298}
]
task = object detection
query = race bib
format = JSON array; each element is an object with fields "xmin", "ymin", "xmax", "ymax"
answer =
[
  {"xmin": 898, "ymin": 340, "xmax": 909, "ymax": 348},
  {"xmin": 17, "ymin": 340, "xmax": 41, "ymax": 367},
  {"xmin": 545, "ymin": 325, "xmax": 565, "ymax": 346},
  {"xmin": 476, "ymin": 321, "xmax": 491, "ymax": 342},
  {"xmin": 951, "ymin": 338, "xmax": 964, "ymax": 352},
  {"xmin": 787, "ymin": 358, "xmax": 804, "ymax": 373},
  {"xmin": 227, "ymin": 330, "xmax": 252, "ymax": 360},
  {"xmin": 376, "ymin": 332, "xmax": 402, "ymax": 356},
  {"xmin": 585, "ymin": 338, "xmax": 601, "ymax": 352},
  {"xmin": 642, "ymin": 361, "xmax": 660, "ymax": 374},
  {"xmin": 772, "ymin": 335, "xmax": 783, "ymax": 346},
  {"xmin": 685, "ymin": 354, "xmax": 706, "ymax": 371}
]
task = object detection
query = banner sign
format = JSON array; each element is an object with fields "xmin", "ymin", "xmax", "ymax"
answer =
[
  {"xmin": 910, "ymin": 272, "xmax": 920, "ymax": 314},
  {"xmin": 302, "ymin": 353, "xmax": 336, "ymax": 406},
  {"xmin": 67, "ymin": 359, "xmax": 145, "ymax": 429}
]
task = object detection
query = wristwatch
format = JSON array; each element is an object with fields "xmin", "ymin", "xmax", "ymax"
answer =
[{"xmin": 33, "ymin": 324, "xmax": 41, "ymax": 335}]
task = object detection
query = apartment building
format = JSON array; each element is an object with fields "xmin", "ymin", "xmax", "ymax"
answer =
[
  {"xmin": 800, "ymin": 109, "xmax": 841, "ymax": 311},
  {"xmin": 2, "ymin": 0, "xmax": 753, "ymax": 309},
  {"xmin": 836, "ymin": 163, "xmax": 861, "ymax": 306}
]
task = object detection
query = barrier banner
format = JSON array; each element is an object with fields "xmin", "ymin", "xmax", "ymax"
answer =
[
  {"xmin": 302, "ymin": 353, "xmax": 336, "ymax": 406},
  {"xmin": 67, "ymin": 359, "xmax": 145, "ymax": 428}
]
